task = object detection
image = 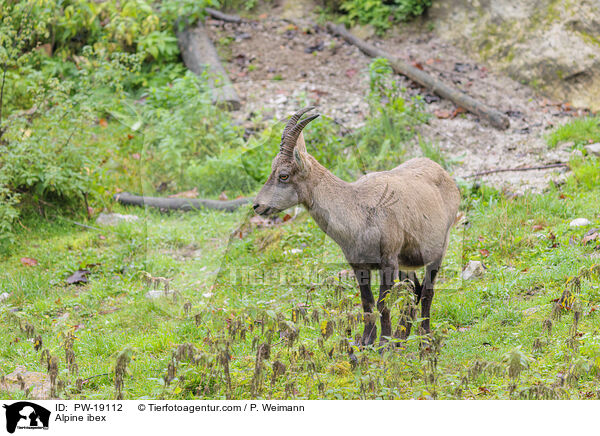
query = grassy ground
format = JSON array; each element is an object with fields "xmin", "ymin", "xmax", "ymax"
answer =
[{"xmin": 1, "ymin": 140, "xmax": 599, "ymax": 400}]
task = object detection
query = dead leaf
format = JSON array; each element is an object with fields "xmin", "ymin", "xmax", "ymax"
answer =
[
  {"xmin": 434, "ymin": 110, "xmax": 453, "ymax": 119},
  {"xmin": 412, "ymin": 62, "xmax": 424, "ymax": 70},
  {"xmin": 282, "ymin": 214, "xmax": 292, "ymax": 222},
  {"xmin": 66, "ymin": 269, "xmax": 90, "ymax": 285},
  {"xmin": 345, "ymin": 68, "xmax": 357, "ymax": 78},
  {"xmin": 532, "ymin": 224, "xmax": 545, "ymax": 231},
  {"xmin": 168, "ymin": 188, "xmax": 198, "ymax": 199},
  {"xmin": 425, "ymin": 58, "xmax": 435, "ymax": 65},
  {"xmin": 478, "ymin": 386, "xmax": 490, "ymax": 395},
  {"xmin": 98, "ymin": 118, "xmax": 108, "ymax": 127},
  {"xmin": 452, "ymin": 107, "xmax": 467, "ymax": 117},
  {"xmin": 582, "ymin": 228, "xmax": 599, "ymax": 245},
  {"xmin": 20, "ymin": 257, "xmax": 38, "ymax": 267},
  {"xmin": 479, "ymin": 249, "xmax": 489, "ymax": 258}
]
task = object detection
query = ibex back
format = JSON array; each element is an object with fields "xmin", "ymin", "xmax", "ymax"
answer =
[{"xmin": 253, "ymin": 107, "xmax": 461, "ymax": 346}]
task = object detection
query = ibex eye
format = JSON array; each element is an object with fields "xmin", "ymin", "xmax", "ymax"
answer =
[{"xmin": 279, "ymin": 174, "xmax": 289, "ymax": 182}]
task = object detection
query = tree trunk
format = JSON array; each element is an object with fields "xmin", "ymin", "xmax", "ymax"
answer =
[
  {"xmin": 114, "ymin": 192, "xmax": 252, "ymax": 212},
  {"xmin": 177, "ymin": 22, "xmax": 241, "ymax": 111}
]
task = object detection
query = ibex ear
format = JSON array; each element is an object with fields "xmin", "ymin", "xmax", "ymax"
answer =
[
  {"xmin": 296, "ymin": 132, "xmax": 307, "ymax": 153},
  {"xmin": 293, "ymin": 148, "xmax": 311, "ymax": 174}
]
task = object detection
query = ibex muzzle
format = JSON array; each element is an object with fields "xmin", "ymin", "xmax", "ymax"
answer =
[{"xmin": 253, "ymin": 106, "xmax": 461, "ymax": 347}]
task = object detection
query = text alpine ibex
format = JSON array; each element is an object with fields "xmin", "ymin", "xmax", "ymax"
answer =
[{"xmin": 253, "ymin": 107, "xmax": 460, "ymax": 346}]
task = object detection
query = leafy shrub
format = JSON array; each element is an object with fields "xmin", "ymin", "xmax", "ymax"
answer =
[
  {"xmin": 340, "ymin": 0, "xmax": 432, "ymax": 33},
  {"xmin": 138, "ymin": 72, "xmax": 257, "ymax": 196}
]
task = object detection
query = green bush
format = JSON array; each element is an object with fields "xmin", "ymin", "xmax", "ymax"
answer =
[{"xmin": 340, "ymin": 0, "xmax": 432, "ymax": 33}]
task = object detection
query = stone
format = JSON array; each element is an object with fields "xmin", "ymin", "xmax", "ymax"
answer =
[
  {"xmin": 0, "ymin": 292, "xmax": 10, "ymax": 303},
  {"xmin": 570, "ymin": 218, "xmax": 591, "ymax": 227},
  {"xmin": 523, "ymin": 306, "xmax": 541, "ymax": 316},
  {"xmin": 428, "ymin": 0, "xmax": 600, "ymax": 110},
  {"xmin": 0, "ymin": 366, "xmax": 53, "ymax": 399},
  {"xmin": 96, "ymin": 213, "xmax": 139, "ymax": 226},
  {"xmin": 584, "ymin": 143, "xmax": 600, "ymax": 157},
  {"xmin": 462, "ymin": 260, "xmax": 486, "ymax": 280}
]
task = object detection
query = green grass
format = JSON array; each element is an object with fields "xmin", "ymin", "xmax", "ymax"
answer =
[
  {"xmin": 547, "ymin": 116, "xmax": 600, "ymax": 148},
  {"xmin": 1, "ymin": 150, "xmax": 599, "ymax": 399}
]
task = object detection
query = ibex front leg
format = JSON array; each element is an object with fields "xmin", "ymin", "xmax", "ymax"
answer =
[
  {"xmin": 394, "ymin": 270, "xmax": 420, "ymax": 341},
  {"xmin": 377, "ymin": 259, "xmax": 398, "ymax": 346},
  {"xmin": 354, "ymin": 268, "xmax": 376, "ymax": 346}
]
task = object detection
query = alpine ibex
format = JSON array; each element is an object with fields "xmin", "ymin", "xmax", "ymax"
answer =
[{"xmin": 253, "ymin": 107, "xmax": 461, "ymax": 346}]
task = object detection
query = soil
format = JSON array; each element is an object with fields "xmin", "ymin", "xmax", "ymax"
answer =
[{"xmin": 205, "ymin": 12, "xmax": 588, "ymax": 194}]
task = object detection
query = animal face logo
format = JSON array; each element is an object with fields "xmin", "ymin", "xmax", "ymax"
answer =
[{"xmin": 2, "ymin": 402, "xmax": 50, "ymax": 434}]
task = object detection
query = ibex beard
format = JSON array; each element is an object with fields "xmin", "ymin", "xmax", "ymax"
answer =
[{"xmin": 254, "ymin": 106, "xmax": 461, "ymax": 346}]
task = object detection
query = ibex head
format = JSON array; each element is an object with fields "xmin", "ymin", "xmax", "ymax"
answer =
[{"xmin": 253, "ymin": 106, "xmax": 320, "ymax": 216}]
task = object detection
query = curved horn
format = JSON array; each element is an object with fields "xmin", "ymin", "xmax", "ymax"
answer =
[
  {"xmin": 280, "ymin": 113, "xmax": 320, "ymax": 158},
  {"xmin": 281, "ymin": 106, "xmax": 315, "ymax": 143}
]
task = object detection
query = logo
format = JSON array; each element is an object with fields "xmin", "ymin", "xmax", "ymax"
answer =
[{"xmin": 2, "ymin": 402, "xmax": 50, "ymax": 434}]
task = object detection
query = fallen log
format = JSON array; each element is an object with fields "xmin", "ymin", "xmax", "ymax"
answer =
[
  {"xmin": 326, "ymin": 23, "xmax": 510, "ymax": 130},
  {"xmin": 114, "ymin": 192, "xmax": 252, "ymax": 212},
  {"xmin": 177, "ymin": 21, "xmax": 241, "ymax": 110},
  {"xmin": 465, "ymin": 163, "xmax": 568, "ymax": 178},
  {"xmin": 205, "ymin": 7, "xmax": 242, "ymax": 23}
]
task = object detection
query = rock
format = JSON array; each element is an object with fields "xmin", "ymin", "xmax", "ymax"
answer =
[
  {"xmin": 96, "ymin": 213, "xmax": 139, "ymax": 226},
  {"xmin": 522, "ymin": 306, "xmax": 541, "ymax": 316},
  {"xmin": 429, "ymin": 0, "xmax": 600, "ymax": 110},
  {"xmin": 0, "ymin": 366, "xmax": 53, "ymax": 399},
  {"xmin": 584, "ymin": 143, "xmax": 600, "ymax": 157},
  {"xmin": 0, "ymin": 292, "xmax": 10, "ymax": 303},
  {"xmin": 570, "ymin": 218, "xmax": 591, "ymax": 227},
  {"xmin": 462, "ymin": 260, "xmax": 486, "ymax": 280}
]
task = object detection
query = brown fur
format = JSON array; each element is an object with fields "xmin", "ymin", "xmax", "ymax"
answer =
[{"xmin": 254, "ymin": 112, "xmax": 461, "ymax": 346}]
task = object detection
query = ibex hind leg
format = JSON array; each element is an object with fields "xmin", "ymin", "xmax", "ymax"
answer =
[
  {"xmin": 354, "ymin": 268, "xmax": 377, "ymax": 346},
  {"xmin": 377, "ymin": 262, "xmax": 398, "ymax": 347}
]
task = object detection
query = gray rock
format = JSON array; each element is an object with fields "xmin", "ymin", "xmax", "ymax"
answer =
[
  {"xmin": 462, "ymin": 260, "xmax": 486, "ymax": 280},
  {"xmin": 96, "ymin": 212, "xmax": 139, "ymax": 226},
  {"xmin": 584, "ymin": 143, "xmax": 600, "ymax": 157},
  {"xmin": 522, "ymin": 306, "xmax": 541, "ymax": 316},
  {"xmin": 429, "ymin": 0, "xmax": 600, "ymax": 111},
  {"xmin": 0, "ymin": 365, "xmax": 53, "ymax": 399},
  {"xmin": 569, "ymin": 218, "xmax": 591, "ymax": 227},
  {"xmin": 0, "ymin": 292, "xmax": 10, "ymax": 303}
]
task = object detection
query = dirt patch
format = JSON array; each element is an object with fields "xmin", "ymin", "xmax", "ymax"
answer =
[{"xmin": 206, "ymin": 13, "xmax": 585, "ymax": 194}]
